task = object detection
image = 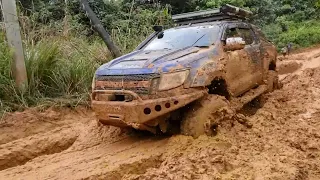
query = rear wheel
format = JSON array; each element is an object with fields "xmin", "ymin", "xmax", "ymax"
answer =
[
  {"xmin": 267, "ymin": 70, "xmax": 281, "ymax": 92},
  {"xmin": 180, "ymin": 95, "xmax": 230, "ymax": 138}
]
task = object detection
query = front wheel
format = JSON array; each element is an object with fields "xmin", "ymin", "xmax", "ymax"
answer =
[{"xmin": 180, "ymin": 95, "xmax": 230, "ymax": 138}]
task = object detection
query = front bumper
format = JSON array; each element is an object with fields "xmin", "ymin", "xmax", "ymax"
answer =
[{"xmin": 91, "ymin": 89, "xmax": 207, "ymax": 129}]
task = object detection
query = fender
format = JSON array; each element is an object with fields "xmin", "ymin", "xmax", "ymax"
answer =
[{"xmin": 188, "ymin": 44, "xmax": 228, "ymax": 88}]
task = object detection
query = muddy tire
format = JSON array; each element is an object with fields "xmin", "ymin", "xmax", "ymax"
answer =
[
  {"xmin": 181, "ymin": 95, "xmax": 229, "ymax": 138},
  {"xmin": 253, "ymin": 94, "xmax": 266, "ymax": 108},
  {"xmin": 267, "ymin": 70, "xmax": 281, "ymax": 92}
]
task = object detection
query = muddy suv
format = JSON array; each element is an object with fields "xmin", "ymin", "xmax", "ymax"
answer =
[{"xmin": 91, "ymin": 5, "xmax": 279, "ymax": 137}]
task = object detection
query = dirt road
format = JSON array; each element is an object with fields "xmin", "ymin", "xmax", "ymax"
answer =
[{"xmin": 1, "ymin": 47, "xmax": 320, "ymax": 180}]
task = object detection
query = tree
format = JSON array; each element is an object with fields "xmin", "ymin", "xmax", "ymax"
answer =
[{"xmin": 80, "ymin": 0, "xmax": 121, "ymax": 58}]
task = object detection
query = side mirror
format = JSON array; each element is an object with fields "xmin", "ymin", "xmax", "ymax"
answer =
[
  {"xmin": 157, "ymin": 32, "xmax": 164, "ymax": 39},
  {"xmin": 153, "ymin": 25, "xmax": 163, "ymax": 32},
  {"xmin": 224, "ymin": 37, "xmax": 246, "ymax": 51}
]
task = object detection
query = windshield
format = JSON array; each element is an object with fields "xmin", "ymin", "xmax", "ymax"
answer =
[{"xmin": 143, "ymin": 25, "xmax": 220, "ymax": 51}]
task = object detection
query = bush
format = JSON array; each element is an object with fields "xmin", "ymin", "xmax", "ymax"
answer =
[
  {"xmin": 263, "ymin": 20, "xmax": 320, "ymax": 50},
  {"xmin": 0, "ymin": 33, "xmax": 15, "ymax": 113},
  {"xmin": 0, "ymin": 34, "xmax": 102, "ymax": 113},
  {"xmin": 18, "ymin": 0, "xmax": 171, "ymax": 53}
]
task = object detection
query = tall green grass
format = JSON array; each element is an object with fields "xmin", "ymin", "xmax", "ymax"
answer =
[
  {"xmin": 0, "ymin": 33, "xmax": 103, "ymax": 113},
  {"xmin": 0, "ymin": 33, "xmax": 15, "ymax": 113}
]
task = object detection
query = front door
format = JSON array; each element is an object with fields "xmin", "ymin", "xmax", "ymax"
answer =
[{"xmin": 223, "ymin": 23, "xmax": 262, "ymax": 97}]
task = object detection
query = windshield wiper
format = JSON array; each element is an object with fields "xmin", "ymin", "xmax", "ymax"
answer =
[{"xmin": 191, "ymin": 34, "xmax": 206, "ymax": 47}]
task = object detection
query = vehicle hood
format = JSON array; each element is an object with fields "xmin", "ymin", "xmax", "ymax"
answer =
[{"xmin": 96, "ymin": 46, "xmax": 211, "ymax": 76}]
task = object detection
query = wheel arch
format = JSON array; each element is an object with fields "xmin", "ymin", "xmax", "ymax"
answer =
[
  {"xmin": 269, "ymin": 60, "xmax": 277, "ymax": 71},
  {"xmin": 207, "ymin": 77, "xmax": 231, "ymax": 100}
]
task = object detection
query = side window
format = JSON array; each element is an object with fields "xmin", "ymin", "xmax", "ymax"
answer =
[
  {"xmin": 225, "ymin": 28, "xmax": 241, "ymax": 39},
  {"xmin": 237, "ymin": 28, "xmax": 255, "ymax": 45}
]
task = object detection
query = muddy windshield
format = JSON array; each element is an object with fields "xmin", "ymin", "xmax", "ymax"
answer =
[{"xmin": 143, "ymin": 25, "xmax": 220, "ymax": 51}]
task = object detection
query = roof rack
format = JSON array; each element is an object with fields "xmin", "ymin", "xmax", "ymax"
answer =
[{"xmin": 172, "ymin": 4, "xmax": 253, "ymax": 25}]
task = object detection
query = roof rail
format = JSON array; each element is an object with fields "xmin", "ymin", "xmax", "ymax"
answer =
[{"xmin": 172, "ymin": 4, "xmax": 253, "ymax": 25}]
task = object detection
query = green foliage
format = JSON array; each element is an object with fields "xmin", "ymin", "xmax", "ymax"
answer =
[
  {"xmin": 0, "ymin": 35, "xmax": 101, "ymax": 113},
  {"xmin": 0, "ymin": 33, "xmax": 14, "ymax": 111},
  {"xmin": 265, "ymin": 20, "xmax": 320, "ymax": 49},
  {"xmin": 85, "ymin": 0, "xmax": 171, "ymax": 52},
  {"xmin": 111, "ymin": 7, "xmax": 171, "ymax": 52},
  {"xmin": 18, "ymin": 0, "xmax": 171, "ymax": 53},
  {"xmin": 204, "ymin": 0, "xmax": 246, "ymax": 8}
]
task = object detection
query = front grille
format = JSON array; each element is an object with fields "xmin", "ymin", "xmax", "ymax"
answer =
[
  {"xmin": 96, "ymin": 74, "xmax": 160, "ymax": 82},
  {"xmin": 95, "ymin": 87, "xmax": 151, "ymax": 94},
  {"xmin": 96, "ymin": 74, "xmax": 160, "ymax": 94}
]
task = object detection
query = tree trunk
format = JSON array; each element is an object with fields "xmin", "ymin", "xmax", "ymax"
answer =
[
  {"xmin": 1, "ymin": 0, "xmax": 28, "ymax": 90},
  {"xmin": 63, "ymin": 0, "xmax": 70, "ymax": 37},
  {"xmin": 80, "ymin": 0, "xmax": 121, "ymax": 58}
]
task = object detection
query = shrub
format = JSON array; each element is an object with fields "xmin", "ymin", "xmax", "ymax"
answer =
[
  {"xmin": 0, "ymin": 35, "xmax": 101, "ymax": 113},
  {"xmin": 263, "ymin": 20, "xmax": 320, "ymax": 50}
]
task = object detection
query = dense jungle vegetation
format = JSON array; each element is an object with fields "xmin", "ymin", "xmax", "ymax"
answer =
[{"xmin": 1, "ymin": 0, "xmax": 320, "ymax": 113}]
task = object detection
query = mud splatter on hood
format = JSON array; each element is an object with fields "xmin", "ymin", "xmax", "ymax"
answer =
[{"xmin": 95, "ymin": 46, "xmax": 212, "ymax": 76}]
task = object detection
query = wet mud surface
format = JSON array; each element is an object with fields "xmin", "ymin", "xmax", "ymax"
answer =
[{"xmin": 1, "ymin": 48, "xmax": 320, "ymax": 179}]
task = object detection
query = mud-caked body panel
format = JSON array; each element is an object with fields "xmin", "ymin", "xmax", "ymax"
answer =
[{"xmin": 91, "ymin": 20, "xmax": 277, "ymax": 132}]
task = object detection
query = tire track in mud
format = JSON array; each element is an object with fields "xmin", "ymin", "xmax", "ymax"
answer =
[
  {"xmin": 0, "ymin": 116, "xmax": 169, "ymax": 179},
  {"xmin": 0, "ymin": 125, "xmax": 79, "ymax": 171},
  {"xmin": 0, "ymin": 133, "xmax": 168, "ymax": 180},
  {"xmin": 0, "ymin": 108, "xmax": 93, "ymax": 145}
]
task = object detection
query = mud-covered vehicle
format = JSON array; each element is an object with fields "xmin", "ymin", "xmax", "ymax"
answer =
[{"xmin": 91, "ymin": 5, "xmax": 279, "ymax": 137}]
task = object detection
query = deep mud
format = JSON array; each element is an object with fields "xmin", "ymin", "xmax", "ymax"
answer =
[
  {"xmin": 277, "ymin": 61, "xmax": 302, "ymax": 75},
  {"xmin": 1, "ymin": 48, "xmax": 320, "ymax": 179}
]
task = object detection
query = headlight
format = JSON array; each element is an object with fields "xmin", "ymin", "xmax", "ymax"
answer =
[{"xmin": 158, "ymin": 70, "xmax": 189, "ymax": 91}]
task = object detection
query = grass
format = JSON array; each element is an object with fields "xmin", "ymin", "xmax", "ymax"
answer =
[{"xmin": 0, "ymin": 33, "xmax": 105, "ymax": 114}]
